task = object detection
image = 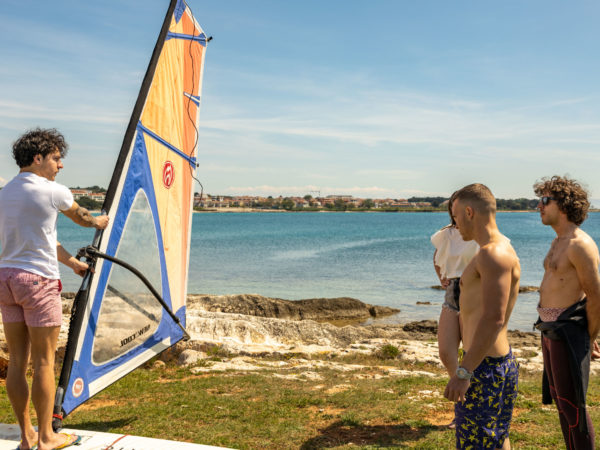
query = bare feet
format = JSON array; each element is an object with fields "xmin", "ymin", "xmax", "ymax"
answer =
[
  {"xmin": 38, "ymin": 432, "xmax": 81, "ymax": 450},
  {"xmin": 19, "ymin": 427, "xmax": 38, "ymax": 450}
]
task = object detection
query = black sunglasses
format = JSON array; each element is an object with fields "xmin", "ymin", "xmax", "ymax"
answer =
[{"xmin": 540, "ymin": 196, "xmax": 556, "ymax": 206}]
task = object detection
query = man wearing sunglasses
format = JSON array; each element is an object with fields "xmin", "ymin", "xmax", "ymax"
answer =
[{"xmin": 534, "ymin": 175, "xmax": 600, "ymax": 449}]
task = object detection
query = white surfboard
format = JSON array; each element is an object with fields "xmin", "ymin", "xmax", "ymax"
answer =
[{"xmin": 0, "ymin": 424, "xmax": 229, "ymax": 450}]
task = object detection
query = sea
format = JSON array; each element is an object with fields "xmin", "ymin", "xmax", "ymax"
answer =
[{"xmin": 54, "ymin": 211, "xmax": 600, "ymax": 332}]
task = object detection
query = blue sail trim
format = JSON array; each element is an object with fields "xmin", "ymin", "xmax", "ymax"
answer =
[
  {"xmin": 61, "ymin": 131, "xmax": 185, "ymax": 415},
  {"xmin": 184, "ymin": 92, "xmax": 201, "ymax": 106},
  {"xmin": 174, "ymin": 0, "xmax": 186, "ymax": 23},
  {"xmin": 166, "ymin": 31, "xmax": 207, "ymax": 46},
  {"xmin": 137, "ymin": 122, "xmax": 197, "ymax": 167}
]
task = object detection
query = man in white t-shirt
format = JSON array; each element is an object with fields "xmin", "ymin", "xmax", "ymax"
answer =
[{"xmin": 0, "ymin": 128, "xmax": 109, "ymax": 450}]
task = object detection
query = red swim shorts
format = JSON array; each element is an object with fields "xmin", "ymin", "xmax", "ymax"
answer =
[{"xmin": 0, "ymin": 268, "xmax": 62, "ymax": 327}]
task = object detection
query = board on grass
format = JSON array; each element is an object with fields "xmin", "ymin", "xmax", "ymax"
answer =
[{"xmin": 0, "ymin": 424, "xmax": 229, "ymax": 450}]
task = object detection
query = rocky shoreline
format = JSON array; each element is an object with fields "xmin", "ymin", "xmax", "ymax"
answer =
[
  {"xmin": 3, "ymin": 293, "xmax": 594, "ymax": 378},
  {"xmin": 187, "ymin": 294, "xmax": 400, "ymax": 322}
]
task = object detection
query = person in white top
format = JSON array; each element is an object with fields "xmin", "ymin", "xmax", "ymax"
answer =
[
  {"xmin": 0, "ymin": 128, "xmax": 109, "ymax": 450},
  {"xmin": 431, "ymin": 192, "xmax": 479, "ymax": 379}
]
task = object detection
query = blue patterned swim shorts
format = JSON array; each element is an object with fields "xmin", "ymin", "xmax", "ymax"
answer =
[{"xmin": 455, "ymin": 349, "xmax": 519, "ymax": 449}]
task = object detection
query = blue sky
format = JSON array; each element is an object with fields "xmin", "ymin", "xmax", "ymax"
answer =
[{"xmin": 1, "ymin": 0, "xmax": 599, "ymax": 201}]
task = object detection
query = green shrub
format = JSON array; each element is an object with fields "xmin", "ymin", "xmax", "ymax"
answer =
[{"xmin": 376, "ymin": 344, "xmax": 399, "ymax": 360}]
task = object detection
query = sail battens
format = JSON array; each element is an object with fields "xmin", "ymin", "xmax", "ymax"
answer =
[
  {"xmin": 53, "ymin": 0, "xmax": 207, "ymax": 426},
  {"xmin": 137, "ymin": 121, "xmax": 197, "ymax": 167},
  {"xmin": 184, "ymin": 92, "xmax": 201, "ymax": 106},
  {"xmin": 166, "ymin": 31, "xmax": 207, "ymax": 45}
]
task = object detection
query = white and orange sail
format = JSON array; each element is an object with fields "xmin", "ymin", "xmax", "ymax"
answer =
[{"xmin": 54, "ymin": 0, "xmax": 208, "ymax": 425}]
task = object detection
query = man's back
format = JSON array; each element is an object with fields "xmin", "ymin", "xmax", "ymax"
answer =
[
  {"xmin": 460, "ymin": 235, "xmax": 520, "ymax": 358},
  {"xmin": 0, "ymin": 172, "xmax": 73, "ymax": 278}
]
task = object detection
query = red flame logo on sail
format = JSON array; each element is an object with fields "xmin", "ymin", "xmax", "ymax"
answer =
[
  {"xmin": 163, "ymin": 161, "xmax": 174, "ymax": 188},
  {"xmin": 72, "ymin": 378, "xmax": 84, "ymax": 398}
]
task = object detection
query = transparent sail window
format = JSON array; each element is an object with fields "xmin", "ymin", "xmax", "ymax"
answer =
[{"xmin": 92, "ymin": 190, "xmax": 164, "ymax": 365}]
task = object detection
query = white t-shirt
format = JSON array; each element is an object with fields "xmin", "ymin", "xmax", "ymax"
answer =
[
  {"xmin": 0, "ymin": 172, "xmax": 74, "ymax": 279},
  {"xmin": 430, "ymin": 226, "xmax": 479, "ymax": 279}
]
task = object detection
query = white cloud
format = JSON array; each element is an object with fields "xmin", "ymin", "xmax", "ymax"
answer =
[
  {"xmin": 355, "ymin": 169, "xmax": 423, "ymax": 179},
  {"xmin": 2, "ymin": 18, "xmax": 599, "ymax": 200},
  {"xmin": 196, "ymin": 81, "xmax": 600, "ymax": 197},
  {"xmin": 221, "ymin": 185, "xmax": 321, "ymax": 196},
  {"xmin": 0, "ymin": 101, "xmax": 128, "ymax": 126},
  {"xmin": 219, "ymin": 184, "xmax": 414, "ymax": 198},
  {"xmin": 201, "ymin": 83, "xmax": 600, "ymax": 153},
  {"xmin": 395, "ymin": 188, "xmax": 451, "ymax": 198}
]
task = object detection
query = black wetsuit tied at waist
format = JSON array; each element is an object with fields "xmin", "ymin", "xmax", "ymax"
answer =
[{"xmin": 534, "ymin": 298, "xmax": 591, "ymax": 435}]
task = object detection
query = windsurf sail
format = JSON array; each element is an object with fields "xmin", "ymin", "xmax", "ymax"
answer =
[{"xmin": 53, "ymin": 0, "xmax": 208, "ymax": 428}]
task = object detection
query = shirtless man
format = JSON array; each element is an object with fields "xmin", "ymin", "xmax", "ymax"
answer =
[
  {"xmin": 534, "ymin": 175, "xmax": 600, "ymax": 449},
  {"xmin": 443, "ymin": 183, "xmax": 521, "ymax": 449}
]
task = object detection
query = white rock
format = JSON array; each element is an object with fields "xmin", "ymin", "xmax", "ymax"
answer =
[{"xmin": 177, "ymin": 349, "xmax": 206, "ymax": 366}]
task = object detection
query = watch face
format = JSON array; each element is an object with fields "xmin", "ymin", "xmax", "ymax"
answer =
[{"xmin": 456, "ymin": 367, "xmax": 471, "ymax": 379}]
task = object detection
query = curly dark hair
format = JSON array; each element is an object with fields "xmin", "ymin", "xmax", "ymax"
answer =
[
  {"xmin": 533, "ymin": 175, "xmax": 589, "ymax": 225},
  {"xmin": 12, "ymin": 128, "xmax": 68, "ymax": 168}
]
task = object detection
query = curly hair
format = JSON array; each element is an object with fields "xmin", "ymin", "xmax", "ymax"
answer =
[
  {"xmin": 12, "ymin": 128, "xmax": 68, "ymax": 168},
  {"xmin": 533, "ymin": 175, "xmax": 589, "ymax": 225}
]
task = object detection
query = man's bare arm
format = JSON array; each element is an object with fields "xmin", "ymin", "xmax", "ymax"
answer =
[
  {"xmin": 57, "ymin": 241, "xmax": 88, "ymax": 276},
  {"xmin": 62, "ymin": 201, "xmax": 109, "ymax": 229},
  {"xmin": 568, "ymin": 240, "xmax": 600, "ymax": 341}
]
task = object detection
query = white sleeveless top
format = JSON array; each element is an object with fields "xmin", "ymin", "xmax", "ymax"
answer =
[{"xmin": 430, "ymin": 226, "xmax": 479, "ymax": 279}]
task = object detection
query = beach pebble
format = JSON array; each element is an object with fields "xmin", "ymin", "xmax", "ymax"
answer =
[
  {"xmin": 178, "ymin": 349, "xmax": 206, "ymax": 366},
  {"xmin": 152, "ymin": 360, "xmax": 166, "ymax": 369}
]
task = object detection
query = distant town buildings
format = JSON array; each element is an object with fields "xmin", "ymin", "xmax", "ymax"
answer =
[
  {"xmin": 70, "ymin": 189, "xmax": 106, "ymax": 203},
  {"xmin": 193, "ymin": 194, "xmax": 433, "ymax": 209},
  {"xmin": 62, "ymin": 188, "xmax": 544, "ymax": 211}
]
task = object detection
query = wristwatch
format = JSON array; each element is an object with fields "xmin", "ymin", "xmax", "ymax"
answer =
[{"xmin": 456, "ymin": 366, "xmax": 473, "ymax": 380}]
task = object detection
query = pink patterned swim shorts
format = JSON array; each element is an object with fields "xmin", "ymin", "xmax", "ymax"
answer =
[{"xmin": 0, "ymin": 268, "xmax": 62, "ymax": 327}]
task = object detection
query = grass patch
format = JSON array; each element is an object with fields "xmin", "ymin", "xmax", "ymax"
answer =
[
  {"xmin": 374, "ymin": 344, "xmax": 399, "ymax": 360},
  {"xmin": 0, "ymin": 353, "xmax": 596, "ymax": 449}
]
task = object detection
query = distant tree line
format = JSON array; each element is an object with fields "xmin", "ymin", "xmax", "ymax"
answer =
[
  {"xmin": 496, "ymin": 198, "xmax": 539, "ymax": 210},
  {"xmin": 202, "ymin": 196, "xmax": 543, "ymax": 212},
  {"xmin": 408, "ymin": 196, "xmax": 539, "ymax": 210},
  {"xmin": 73, "ymin": 185, "xmax": 106, "ymax": 193},
  {"xmin": 76, "ymin": 196, "xmax": 103, "ymax": 210},
  {"xmin": 407, "ymin": 197, "xmax": 447, "ymax": 207}
]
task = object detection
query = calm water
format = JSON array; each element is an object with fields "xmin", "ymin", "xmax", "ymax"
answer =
[{"xmin": 53, "ymin": 211, "xmax": 600, "ymax": 331}]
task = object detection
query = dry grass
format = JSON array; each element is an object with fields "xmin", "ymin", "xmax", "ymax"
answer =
[{"xmin": 0, "ymin": 352, "xmax": 596, "ymax": 449}]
